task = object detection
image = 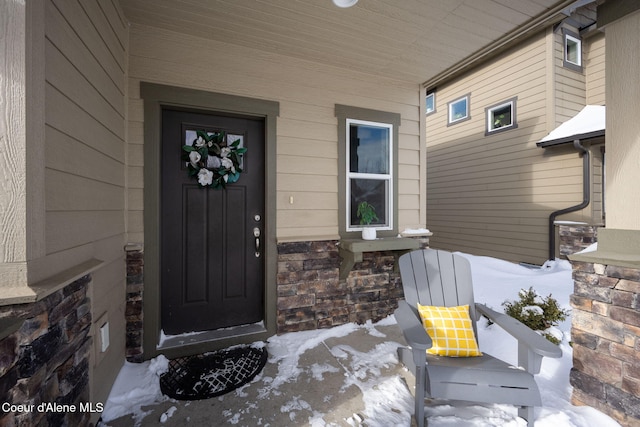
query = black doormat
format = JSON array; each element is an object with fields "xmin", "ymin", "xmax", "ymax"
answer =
[{"xmin": 160, "ymin": 345, "xmax": 268, "ymax": 400}]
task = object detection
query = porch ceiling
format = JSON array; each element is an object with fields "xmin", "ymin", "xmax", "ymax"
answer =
[{"xmin": 120, "ymin": 0, "xmax": 572, "ymax": 85}]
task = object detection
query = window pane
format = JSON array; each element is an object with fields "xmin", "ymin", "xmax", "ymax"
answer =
[
  {"xmin": 184, "ymin": 130, "xmax": 245, "ymax": 169},
  {"xmin": 426, "ymin": 93, "xmax": 435, "ymax": 113},
  {"xmin": 566, "ymin": 38, "xmax": 580, "ymax": 64},
  {"xmin": 450, "ymin": 98, "xmax": 468, "ymax": 122},
  {"xmin": 349, "ymin": 123, "xmax": 390, "ymax": 174},
  {"xmin": 350, "ymin": 178, "xmax": 388, "ymax": 227},
  {"xmin": 490, "ymin": 104, "xmax": 512, "ymax": 130}
]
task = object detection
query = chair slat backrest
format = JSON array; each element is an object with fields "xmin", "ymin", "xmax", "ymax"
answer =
[{"xmin": 399, "ymin": 249, "xmax": 478, "ymax": 337}]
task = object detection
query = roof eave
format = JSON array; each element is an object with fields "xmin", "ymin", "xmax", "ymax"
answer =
[
  {"xmin": 422, "ymin": 0, "xmax": 579, "ymax": 89},
  {"xmin": 536, "ymin": 130, "xmax": 605, "ymax": 147}
]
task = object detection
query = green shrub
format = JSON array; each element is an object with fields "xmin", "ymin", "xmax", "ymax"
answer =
[{"xmin": 502, "ymin": 287, "xmax": 569, "ymax": 345}]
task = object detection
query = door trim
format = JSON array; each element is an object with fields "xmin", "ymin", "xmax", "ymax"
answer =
[{"xmin": 141, "ymin": 83, "xmax": 279, "ymax": 359}]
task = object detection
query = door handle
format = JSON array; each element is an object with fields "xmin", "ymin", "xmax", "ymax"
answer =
[{"xmin": 253, "ymin": 227, "xmax": 261, "ymax": 256}]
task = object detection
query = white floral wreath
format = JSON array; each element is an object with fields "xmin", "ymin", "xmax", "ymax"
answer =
[{"xmin": 182, "ymin": 130, "xmax": 246, "ymax": 188}]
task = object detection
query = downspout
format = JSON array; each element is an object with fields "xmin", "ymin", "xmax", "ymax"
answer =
[{"xmin": 547, "ymin": 139, "xmax": 590, "ymax": 260}]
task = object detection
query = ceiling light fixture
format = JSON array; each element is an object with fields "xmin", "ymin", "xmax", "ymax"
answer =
[{"xmin": 332, "ymin": 0, "xmax": 358, "ymax": 8}]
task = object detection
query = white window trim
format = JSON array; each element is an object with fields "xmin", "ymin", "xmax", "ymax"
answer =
[
  {"xmin": 565, "ymin": 33, "xmax": 582, "ymax": 66},
  {"xmin": 447, "ymin": 94, "xmax": 470, "ymax": 125},
  {"xmin": 486, "ymin": 97, "xmax": 517, "ymax": 134},
  {"xmin": 426, "ymin": 92, "xmax": 436, "ymax": 115},
  {"xmin": 563, "ymin": 29, "xmax": 582, "ymax": 72},
  {"xmin": 345, "ymin": 118, "xmax": 394, "ymax": 232}
]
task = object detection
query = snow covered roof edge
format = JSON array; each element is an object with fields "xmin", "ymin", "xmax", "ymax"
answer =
[{"xmin": 537, "ymin": 105, "xmax": 605, "ymax": 147}]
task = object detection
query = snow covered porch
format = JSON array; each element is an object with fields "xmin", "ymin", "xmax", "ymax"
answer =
[{"xmin": 104, "ymin": 253, "xmax": 622, "ymax": 426}]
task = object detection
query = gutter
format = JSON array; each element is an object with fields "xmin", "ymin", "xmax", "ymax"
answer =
[{"xmin": 547, "ymin": 140, "xmax": 590, "ymax": 260}]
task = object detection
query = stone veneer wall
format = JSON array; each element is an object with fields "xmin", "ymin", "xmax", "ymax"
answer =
[
  {"xmin": 570, "ymin": 261, "xmax": 640, "ymax": 426},
  {"xmin": 558, "ymin": 224, "xmax": 600, "ymax": 257},
  {"xmin": 0, "ymin": 275, "xmax": 93, "ymax": 426},
  {"xmin": 125, "ymin": 246, "xmax": 144, "ymax": 363},
  {"xmin": 124, "ymin": 239, "xmax": 427, "ymax": 358},
  {"xmin": 277, "ymin": 240, "xmax": 426, "ymax": 333}
]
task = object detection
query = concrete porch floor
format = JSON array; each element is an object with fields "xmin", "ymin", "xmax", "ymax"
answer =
[{"xmin": 100, "ymin": 322, "xmax": 417, "ymax": 427}]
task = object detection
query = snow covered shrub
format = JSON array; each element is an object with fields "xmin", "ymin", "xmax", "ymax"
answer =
[{"xmin": 502, "ymin": 287, "xmax": 569, "ymax": 345}]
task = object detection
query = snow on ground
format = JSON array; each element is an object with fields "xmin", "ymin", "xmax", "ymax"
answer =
[
  {"xmin": 100, "ymin": 355, "xmax": 170, "ymax": 425},
  {"xmin": 100, "ymin": 253, "xmax": 621, "ymax": 426}
]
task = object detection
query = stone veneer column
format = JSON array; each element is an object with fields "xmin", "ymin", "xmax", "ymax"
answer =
[
  {"xmin": 0, "ymin": 275, "xmax": 93, "ymax": 426},
  {"xmin": 125, "ymin": 245, "xmax": 144, "ymax": 362},
  {"xmin": 570, "ymin": 260, "xmax": 640, "ymax": 425},
  {"xmin": 568, "ymin": 5, "xmax": 640, "ymax": 423},
  {"xmin": 558, "ymin": 224, "xmax": 600, "ymax": 258}
]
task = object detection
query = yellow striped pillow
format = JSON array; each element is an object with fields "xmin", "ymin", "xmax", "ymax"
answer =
[{"xmin": 417, "ymin": 304, "xmax": 482, "ymax": 357}]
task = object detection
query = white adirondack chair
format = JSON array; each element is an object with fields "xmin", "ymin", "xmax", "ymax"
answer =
[{"xmin": 394, "ymin": 249, "xmax": 562, "ymax": 427}]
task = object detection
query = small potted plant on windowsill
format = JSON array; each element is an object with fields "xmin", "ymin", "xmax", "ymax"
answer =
[{"xmin": 357, "ymin": 201, "xmax": 378, "ymax": 240}]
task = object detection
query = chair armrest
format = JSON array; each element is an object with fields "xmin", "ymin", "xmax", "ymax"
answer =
[
  {"xmin": 476, "ymin": 303, "xmax": 562, "ymax": 358},
  {"xmin": 394, "ymin": 300, "xmax": 432, "ymax": 351}
]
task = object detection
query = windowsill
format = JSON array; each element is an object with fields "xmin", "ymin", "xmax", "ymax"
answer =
[
  {"xmin": 485, "ymin": 123, "xmax": 518, "ymax": 136},
  {"xmin": 0, "ymin": 258, "xmax": 104, "ymax": 306},
  {"xmin": 400, "ymin": 230, "xmax": 433, "ymax": 238},
  {"xmin": 338, "ymin": 237, "xmax": 420, "ymax": 280}
]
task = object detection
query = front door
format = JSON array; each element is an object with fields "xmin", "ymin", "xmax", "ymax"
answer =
[{"xmin": 160, "ymin": 108, "xmax": 265, "ymax": 335}]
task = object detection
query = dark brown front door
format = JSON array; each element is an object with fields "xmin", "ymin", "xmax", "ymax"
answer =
[{"xmin": 160, "ymin": 109, "xmax": 265, "ymax": 335}]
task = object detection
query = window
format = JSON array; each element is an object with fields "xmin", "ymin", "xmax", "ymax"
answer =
[
  {"xmin": 485, "ymin": 97, "xmax": 517, "ymax": 134},
  {"xmin": 346, "ymin": 119, "xmax": 392, "ymax": 231},
  {"xmin": 335, "ymin": 105, "xmax": 400, "ymax": 238},
  {"xmin": 448, "ymin": 94, "xmax": 470, "ymax": 125},
  {"xmin": 563, "ymin": 29, "xmax": 582, "ymax": 72},
  {"xmin": 426, "ymin": 91, "xmax": 435, "ymax": 115}
]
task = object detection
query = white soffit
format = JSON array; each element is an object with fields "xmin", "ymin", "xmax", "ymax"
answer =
[{"xmin": 119, "ymin": 0, "xmax": 572, "ymax": 85}]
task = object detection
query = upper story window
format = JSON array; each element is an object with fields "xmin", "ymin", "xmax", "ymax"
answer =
[
  {"xmin": 563, "ymin": 29, "xmax": 582, "ymax": 72},
  {"xmin": 335, "ymin": 105, "xmax": 400, "ymax": 238},
  {"xmin": 426, "ymin": 91, "xmax": 436, "ymax": 115},
  {"xmin": 485, "ymin": 97, "xmax": 518, "ymax": 135},
  {"xmin": 448, "ymin": 94, "xmax": 470, "ymax": 125}
]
